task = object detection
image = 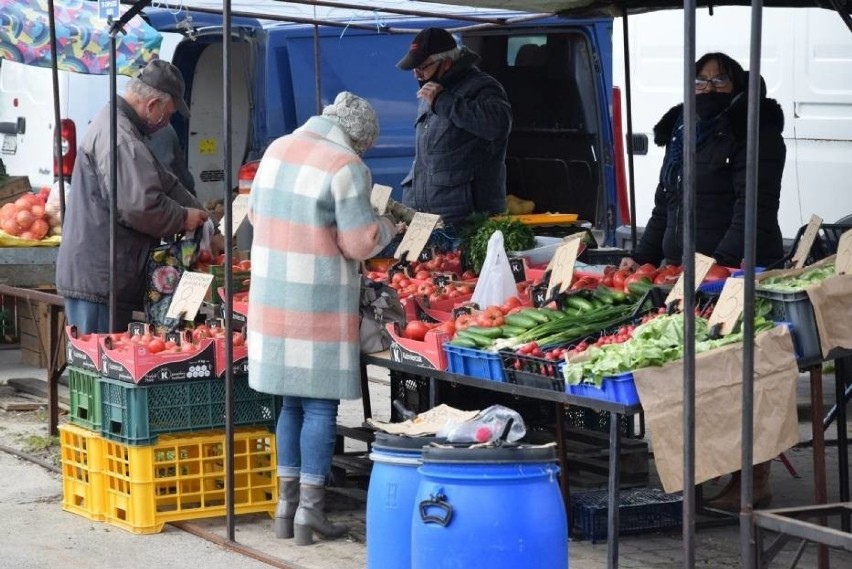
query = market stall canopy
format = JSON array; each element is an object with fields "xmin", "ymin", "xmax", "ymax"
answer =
[
  {"xmin": 0, "ymin": 0, "xmax": 162, "ymax": 75},
  {"xmin": 414, "ymin": 0, "xmax": 852, "ymax": 17}
]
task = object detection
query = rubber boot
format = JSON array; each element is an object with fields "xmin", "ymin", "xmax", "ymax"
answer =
[
  {"xmin": 706, "ymin": 461, "xmax": 772, "ymax": 511},
  {"xmin": 293, "ymin": 484, "xmax": 349, "ymax": 546},
  {"xmin": 274, "ymin": 477, "xmax": 299, "ymax": 539}
]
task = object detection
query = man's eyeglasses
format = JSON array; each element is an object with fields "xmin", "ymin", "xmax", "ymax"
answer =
[
  {"xmin": 414, "ymin": 59, "xmax": 439, "ymax": 74},
  {"xmin": 695, "ymin": 75, "xmax": 731, "ymax": 90}
]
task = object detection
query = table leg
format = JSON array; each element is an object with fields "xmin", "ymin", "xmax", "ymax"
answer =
[
  {"xmin": 555, "ymin": 403, "xmax": 570, "ymax": 521},
  {"xmin": 360, "ymin": 363, "xmax": 372, "ymax": 421},
  {"xmin": 835, "ymin": 357, "xmax": 850, "ymax": 532},
  {"xmin": 46, "ymin": 305, "xmax": 63, "ymax": 436},
  {"xmin": 608, "ymin": 411, "xmax": 621, "ymax": 569},
  {"xmin": 809, "ymin": 366, "xmax": 829, "ymax": 569}
]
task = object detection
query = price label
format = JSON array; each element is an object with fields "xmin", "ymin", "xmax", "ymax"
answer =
[
  {"xmin": 548, "ymin": 233, "xmax": 584, "ymax": 294},
  {"xmin": 791, "ymin": 214, "xmax": 824, "ymax": 269},
  {"xmin": 508, "ymin": 257, "xmax": 526, "ymax": 283},
  {"xmin": 433, "ymin": 273, "xmax": 451, "ymax": 287},
  {"xmin": 394, "ymin": 212, "xmax": 439, "ymax": 261},
  {"xmin": 370, "ymin": 184, "xmax": 392, "ymax": 215},
  {"xmin": 452, "ymin": 304, "xmax": 477, "ymax": 319},
  {"xmin": 166, "ymin": 272, "xmax": 215, "ymax": 321},
  {"xmin": 665, "ymin": 253, "xmax": 716, "ymax": 307},
  {"xmin": 532, "ymin": 285, "xmax": 549, "ymax": 307},
  {"xmin": 707, "ymin": 277, "xmax": 745, "ymax": 336},
  {"xmin": 218, "ymin": 193, "xmax": 250, "ymax": 237},
  {"xmin": 836, "ymin": 229, "xmax": 852, "ymax": 275}
]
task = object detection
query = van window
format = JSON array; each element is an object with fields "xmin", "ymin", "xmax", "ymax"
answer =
[{"xmin": 508, "ymin": 36, "xmax": 548, "ymax": 66}]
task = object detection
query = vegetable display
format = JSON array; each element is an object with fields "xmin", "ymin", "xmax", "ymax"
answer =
[
  {"xmin": 758, "ymin": 263, "xmax": 836, "ymax": 292},
  {"xmin": 0, "ymin": 191, "xmax": 54, "ymax": 240},
  {"xmin": 459, "ymin": 215, "xmax": 535, "ymax": 273}
]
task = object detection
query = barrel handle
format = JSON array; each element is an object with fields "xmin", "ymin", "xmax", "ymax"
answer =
[{"xmin": 419, "ymin": 492, "xmax": 453, "ymax": 527}]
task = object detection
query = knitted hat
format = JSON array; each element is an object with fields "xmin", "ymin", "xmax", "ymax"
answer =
[{"xmin": 321, "ymin": 91, "xmax": 379, "ymax": 155}]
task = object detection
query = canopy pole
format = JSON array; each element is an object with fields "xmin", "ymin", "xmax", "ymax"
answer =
[
  {"xmin": 620, "ymin": 8, "xmax": 637, "ymax": 247},
  {"xmin": 108, "ymin": 35, "xmax": 118, "ymax": 333},
  {"xmin": 682, "ymin": 2, "xmax": 697, "ymax": 568},
  {"xmin": 46, "ymin": 0, "xmax": 65, "ymax": 220},
  {"xmin": 314, "ymin": 23, "xmax": 322, "ymax": 114},
  {"xmin": 741, "ymin": 1, "xmax": 765, "ymax": 567}
]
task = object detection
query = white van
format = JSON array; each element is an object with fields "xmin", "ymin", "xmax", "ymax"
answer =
[
  {"xmin": 0, "ymin": 34, "xmax": 182, "ymax": 190},
  {"xmin": 612, "ymin": 7, "xmax": 852, "ymax": 239}
]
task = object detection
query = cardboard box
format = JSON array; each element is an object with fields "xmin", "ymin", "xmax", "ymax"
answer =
[
  {"xmin": 386, "ymin": 322, "xmax": 449, "ymax": 371},
  {"xmin": 213, "ymin": 336, "xmax": 248, "ymax": 377},
  {"xmin": 98, "ymin": 336, "xmax": 216, "ymax": 384},
  {"xmin": 64, "ymin": 325, "xmax": 101, "ymax": 372}
]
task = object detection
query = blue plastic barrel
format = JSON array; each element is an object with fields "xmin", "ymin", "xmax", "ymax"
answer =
[
  {"xmin": 411, "ymin": 445, "xmax": 567, "ymax": 569},
  {"xmin": 367, "ymin": 434, "xmax": 442, "ymax": 569}
]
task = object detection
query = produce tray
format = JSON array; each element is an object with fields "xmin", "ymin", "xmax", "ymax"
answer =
[
  {"xmin": 571, "ymin": 488, "xmax": 682, "ymax": 542},
  {"xmin": 755, "ymin": 287, "xmax": 822, "ymax": 368},
  {"xmin": 99, "ymin": 374, "xmax": 280, "ymax": 446},
  {"xmin": 444, "ymin": 344, "xmax": 506, "ymax": 382},
  {"xmin": 68, "ymin": 366, "xmax": 102, "ymax": 431},
  {"xmin": 568, "ymin": 372, "xmax": 641, "ymax": 406},
  {"xmin": 499, "ymin": 349, "xmax": 565, "ymax": 391},
  {"xmin": 101, "ymin": 427, "xmax": 277, "ymax": 534}
]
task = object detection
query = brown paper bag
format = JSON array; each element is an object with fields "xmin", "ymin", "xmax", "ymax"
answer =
[
  {"xmin": 806, "ymin": 273, "xmax": 852, "ymax": 359},
  {"xmin": 633, "ymin": 326, "xmax": 800, "ymax": 494}
]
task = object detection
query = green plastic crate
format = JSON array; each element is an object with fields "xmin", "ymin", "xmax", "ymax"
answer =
[
  {"xmin": 68, "ymin": 367, "xmax": 102, "ymax": 431},
  {"xmin": 99, "ymin": 374, "xmax": 280, "ymax": 446}
]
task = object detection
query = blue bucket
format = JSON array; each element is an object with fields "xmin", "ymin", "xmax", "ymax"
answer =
[
  {"xmin": 412, "ymin": 445, "xmax": 567, "ymax": 569},
  {"xmin": 367, "ymin": 434, "xmax": 443, "ymax": 569}
]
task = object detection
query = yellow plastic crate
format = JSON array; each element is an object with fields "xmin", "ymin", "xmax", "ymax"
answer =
[
  {"xmin": 59, "ymin": 423, "xmax": 106, "ymax": 521},
  {"xmin": 102, "ymin": 427, "xmax": 277, "ymax": 534}
]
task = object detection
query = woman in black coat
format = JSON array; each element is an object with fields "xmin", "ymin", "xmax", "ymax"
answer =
[{"xmin": 622, "ymin": 52, "xmax": 786, "ymax": 270}]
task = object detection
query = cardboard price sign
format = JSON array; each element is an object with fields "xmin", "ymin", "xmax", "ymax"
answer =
[
  {"xmin": 836, "ymin": 229, "xmax": 852, "ymax": 275},
  {"xmin": 394, "ymin": 212, "xmax": 440, "ymax": 261},
  {"xmin": 166, "ymin": 272, "xmax": 215, "ymax": 321},
  {"xmin": 218, "ymin": 193, "xmax": 250, "ymax": 237},
  {"xmin": 707, "ymin": 277, "xmax": 745, "ymax": 336},
  {"xmin": 547, "ymin": 233, "xmax": 584, "ymax": 294},
  {"xmin": 665, "ymin": 253, "xmax": 716, "ymax": 307},
  {"xmin": 791, "ymin": 214, "xmax": 824, "ymax": 269},
  {"xmin": 370, "ymin": 184, "xmax": 392, "ymax": 215}
]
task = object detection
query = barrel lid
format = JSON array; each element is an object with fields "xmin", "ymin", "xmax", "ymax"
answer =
[
  {"xmin": 420, "ymin": 444, "xmax": 558, "ymax": 464},
  {"xmin": 373, "ymin": 433, "xmax": 447, "ymax": 451}
]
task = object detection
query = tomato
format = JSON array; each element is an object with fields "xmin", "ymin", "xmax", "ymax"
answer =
[
  {"xmin": 147, "ymin": 338, "xmax": 165, "ymax": 354},
  {"xmin": 391, "ymin": 272, "xmax": 407, "ymax": 285},
  {"xmin": 461, "ymin": 270, "xmax": 478, "ymax": 281},
  {"xmin": 415, "ymin": 270, "xmax": 432, "ymax": 280},
  {"xmin": 214, "ymin": 253, "xmax": 226, "ymax": 265},
  {"xmin": 454, "ymin": 314, "xmax": 475, "ymax": 331},
  {"xmin": 612, "ymin": 268, "xmax": 631, "ymax": 290},
  {"xmin": 428, "ymin": 291, "xmax": 448, "ymax": 303},
  {"xmin": 624, "ymin": 273, "xmax": 652, "ymax": 293},
  {"xmin": 197, "ymin": 250, "xmax": 212, "ymax": 263},
  {"xmin": 238, "ymin": 259, "xmax": 252, "ymax": 271},
  {"xmin": 232, "ymin": 332, "xmax": 246, "ymax": 347},
  {"xmin": 500, "ymin": 296, "xmax": 523, "ymax": 314},
  {"xmin": 433, "ymin": 321, "xmax": 456, "ymax": 336},
  {"xmin": 704, "ymin": 263, "xmax": 731, "ymax": 282},
  {"xmin": 456, "ymin": 284, "xmax": 473, "ymax": 295},
  {"xmin": 416, "ymin": 283, "xmax": 435, "ymax": 296}
]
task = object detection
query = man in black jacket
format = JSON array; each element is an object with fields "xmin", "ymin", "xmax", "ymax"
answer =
[{"xmin": 622, "ymin": 52, "xmax": 786, "ymax": 270}]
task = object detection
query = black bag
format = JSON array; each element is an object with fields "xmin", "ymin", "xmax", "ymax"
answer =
[{"xmin": 359, "ymin": 278, "xmax": 407, "ymax": 354}]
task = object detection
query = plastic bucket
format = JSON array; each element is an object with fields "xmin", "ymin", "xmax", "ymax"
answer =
[
  {"xmin": 366, "ymin": 434, "xmax": 443, "ymax": 569},
  {"xmin": 412, "ymin": 445, "xmax": 567, "ymax": 569}
]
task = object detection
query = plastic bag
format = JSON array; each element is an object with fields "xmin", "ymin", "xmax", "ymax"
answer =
[
  {"xmin": 198, "ymin": 219, "xmax": 215, "ymax": 260},
  {"xmin": 359, "ymin": 277, "xmax": 407, "ymax": 354},
  {"xmin": 144, "ymin": 234, "xmax": 200, "ymax": 332},
  {"xmin": 471, "ymin": 230, "xmax": 518, "ymax": 308},
  {"xmin": 440, "ymin": 405, "xmax": 526, "ymax": 444}
]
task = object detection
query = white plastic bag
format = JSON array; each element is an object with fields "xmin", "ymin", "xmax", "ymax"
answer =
[
  {"xmin": 471, "ymin": 230, "xmax": 518, "ymax": 308},
  {"xmin": 440, "ymin": 405, "xmax": 526, "ymax": 444},
  {"xmin": 45, "ymin": 180, "xmax": 69, "ymax": 236}
]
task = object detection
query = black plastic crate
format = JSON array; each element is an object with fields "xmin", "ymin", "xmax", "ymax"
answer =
[
  {"xmin": 579, "ymin": 247, "xmax": 631, "ymax": 266},
  {"xmin": 771, "ymin": 222, "xmax": 850, "ymax": 269},
  {"xmin": 389, "ymin": 370, "xmax": 432, "ymax": 421},
  {"xmin": 571, "ymin": 488, "xmax": 683, "ymax": 542},
  {"xmin": 499, "ymin": 349, "xmax": 565, "ymax": 392},
  {"xmin": 756, "ymin": 288, "xmax": 822, "ymax": 368}
]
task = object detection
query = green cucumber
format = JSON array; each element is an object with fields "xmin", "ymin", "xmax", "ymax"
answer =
[
  {"xmin": 455, "ymin": 329, "xmax": 496, "ymax": 348},
  {"xmin": 500, "ymin": 324, "xmax": 529, "ymax": 337},
  {"xmin": 627, "ymin": 280, "xmax": 655, "ymax": 298},
  {"xmin": 537, "ymin": 307, "xmax": 567, "ymax": 320},
  {"xmin": 464, "ymin": 326, "xmax": 504, "ymax": 339},
  {"xmin": 563, "ymin": 296, "xmax": 595, "ymax": 312},
  {"xmin": 504, "ymin": 313, "xmax": 539, "ymax": 329},
  {"xmin": 520, "ymin": 308, "xmax": 550, "ymax": 323},
  {"xmin": 449, "ymin": 337, "xmax": 478, "ymax": 348}
]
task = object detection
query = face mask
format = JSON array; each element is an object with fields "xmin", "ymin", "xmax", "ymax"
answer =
[
  {"xmin": 695, "ymin": 92, "xmax": 734, "ymax": 120},
  {"xmin": 143, "ymin": 101, "xmax": 168, "ymax": 134}
]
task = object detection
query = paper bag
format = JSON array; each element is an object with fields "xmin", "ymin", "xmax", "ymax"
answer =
[
  {"xmin": 633, "ymin": 326, "xmax": 800, "ymax": 494},
  {"xmin": 471, "ymin": 230, "xmax": 518, "ymax": 308},
  {"xmin": 806, "ymin": 273, "xmax": 852, "ymax": 359}
]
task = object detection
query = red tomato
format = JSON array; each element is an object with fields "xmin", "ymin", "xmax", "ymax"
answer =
[
  {"xmin": 454, "ymin": 314, "xmax": 475, "ymax": 331},
  {"xmin": 238, "ymin": 259, "xmax": 252, "ymax": 271},
  {"xmin": 147, "ymin": 338, "xmax": 165, "ymax": 354},
  {"xmin": 624, "ymin": 273, "xmax": 652, "ymax": 293},
  {"xmin": 704, "ymin": 264, "xmax": 731, "ymax": 282},
  {"xmin": 415, "ymin": 270, "xmax": 432, "ymax": 280},
  {"xmin": 404, "ymin": 321, "xmax": 431, "ymax": 342},
  {"xmin": 500, "ymin": 296, "xmax": 523, "ymax": 314},
  {"xmin": 433, "ymin": 321, "xmax": 456, "ymax": 336},
  {"xmin": 612, "ymin": 269, "xmax": 631, "ymax": 290}
]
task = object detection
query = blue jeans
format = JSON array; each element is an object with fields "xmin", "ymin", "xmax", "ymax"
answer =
[
  {"xmin": 276, "ymin": 396, "xmax": 340, "ymax": 486},
  {"xmin": 63, "ymin": 298, "xmax": 110, "ymax": 334}
]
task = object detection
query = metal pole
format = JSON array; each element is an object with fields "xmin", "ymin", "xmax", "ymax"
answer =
[
  {"xmin": 620, "ymin": 8, "xmax": 638, "ymax": 247},
  {"xmin": 741, "ymin": 3, "xmax": 764, "ymax": 568},
  {"xmin": 109, "ymin": 35, "xmax": 118, "ymax": 333},
  {"xmin": 681, "ymin": 3, "xmax": 697, "ymax": 568},
  {"xmin": 223, "ymin": 0, "xmax": 236, "ymax": 544},
  {"xmin": 46, "ymin": 0, "xmax": 65, "ymax": 220},
  {"xmin": 313, "ymin": 23, "xmax": 322, "ymax": 114}
]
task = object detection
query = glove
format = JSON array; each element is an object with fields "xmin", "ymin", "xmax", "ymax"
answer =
[{"xmin": 387, "ymin": 199, "xmax": 417, "ymax": 224}]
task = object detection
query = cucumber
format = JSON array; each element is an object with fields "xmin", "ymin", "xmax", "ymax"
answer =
[
  {"xmin": 500, "ymin": 324, "xmax": 529, "ymax": 337},
  {"xmin": 563, "ymin": 295, "xmax": 595, "ymax": 312},
  {"xmin": 627, "ymin": 280, "xmax": 655, "ymax": 298},
  {"xmin": 504, "ymin": 313, "xmax": 539, "ymax": 329},
  {"xmin": 520, "ymin": 308, "xmax": 550, "ymax": 323},
  {"xmin": 455, "ymin": 329, "xmax": 497, "ymax": 348},
  {"xmin": 449, "ymin": 337, "xmax": 478, "ymax": 348},
  {"xmin": 537, "ymin": 307, "xmax": 567, "ymax": 320},
  {"xmin": 464, "ymin": 326, "xmax": 504, "ymax": 339}
]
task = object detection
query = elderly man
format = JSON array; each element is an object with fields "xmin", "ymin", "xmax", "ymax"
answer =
[
  {"xmin": 56, "ymin": 60, "xmax": 208, "ymax": 333},
  {"xmin": 397, "ymin": 27, "xmax": 512, "ymax": 228}
]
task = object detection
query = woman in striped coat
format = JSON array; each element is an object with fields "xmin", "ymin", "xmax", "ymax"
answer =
[{"xmin": 247, "ymin": 92, "xmax": 396, "ymax": 545}]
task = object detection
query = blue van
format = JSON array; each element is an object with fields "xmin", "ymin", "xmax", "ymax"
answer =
[{"xmin": 143, "ymin": 8, "xmax": 621, "ymax": 240}]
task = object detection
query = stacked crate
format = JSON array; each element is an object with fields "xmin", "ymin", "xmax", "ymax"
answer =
[{"xmin": 60, "ymin": 326, "xmax": 279, "ymax": 533}]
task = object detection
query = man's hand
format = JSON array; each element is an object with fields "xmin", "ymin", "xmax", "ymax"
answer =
[
  {"xmin": 184, "ymin": 208, "xmax": 209, "ymax": 232},
  {"xmin": 620, "ymin": 257, "xmax": 640, "ymax": 272},
  {"xmin": 417, "ymin": 81, "xmax": 444, "ymax": 107}
]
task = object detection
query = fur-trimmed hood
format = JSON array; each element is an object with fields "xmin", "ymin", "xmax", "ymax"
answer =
[{"xmin": 653, "ymin": 94, "xmax": 785, "ymax": 147}]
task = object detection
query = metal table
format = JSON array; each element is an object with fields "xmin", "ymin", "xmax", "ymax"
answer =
[{"xmin": 362, "ymin": 352, "xmax": 642, "ymax": 569}]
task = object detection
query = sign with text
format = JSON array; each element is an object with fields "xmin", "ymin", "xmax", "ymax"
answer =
[
  {"xmin": 836, "ymin": 229, "xmax": 852, "ymax": 275},
  {"xmin": 665, "ymin": 253, "xmax": 716, "ymax": 307},
  {"xmin": 707, "ymin": 277, "xmax": 745, "ymax": 336},
  {"xmin": 791, "ymin": 214, "xmax": 824, "ymax": 269},
  {"xmin": 218, "ymin": 193, "xmax": 250, "ymax": 237},
  {"xmin": 394, "ymin": 212, "xmax": 440, "ymax": 261},
  {"xmin": 98, "ymin": 0, "xmax": 120, "ymax": 19},
  {"xmin": 166, "ymin": 272, "xmax": 215, "ymax": 321},
  {"xmin": 548, "ymin": 233, "xmax": 584, "ymax": 294},
  {"xmin": 370, "ymin": 184, "xmax": 392, "ymax": 215}
]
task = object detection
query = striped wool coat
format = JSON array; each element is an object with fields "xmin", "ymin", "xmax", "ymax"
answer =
[{"xmin": 247, "ymin": 116, "xmax": 395, "ymax": 400}]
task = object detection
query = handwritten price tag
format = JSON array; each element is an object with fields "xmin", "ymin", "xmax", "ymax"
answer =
[
  {"xmin": 836, "ymin": 229, "xmax": 852, "ymax": 275},
  {"xmin": 548, "ymin": 233, "xmax": 584, "ymax": 294},
  {"xmin": 791, "ymin": 214, "xmax": 824, "ymax": 269},
  {"xmin": 370, "ymin": 184, "xmax": 392, "ymax": 216},
  {"xmin": 166, "ymin": 272, "xmax": 215, "ymax": 321},
  {"xmin": 665, "ymin": 253, "xmax": 716, "ymax": 307},
  {"xmin": 394, "ymin": 212, "xmax": 440, "ymax": 261},
  {"xmin": 707, "ymin": 277, "xmax": 745, "ymax": 336},
  {"xmin": 219, "ymin": 193, "xmax": 251, "ymax": 237}
]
